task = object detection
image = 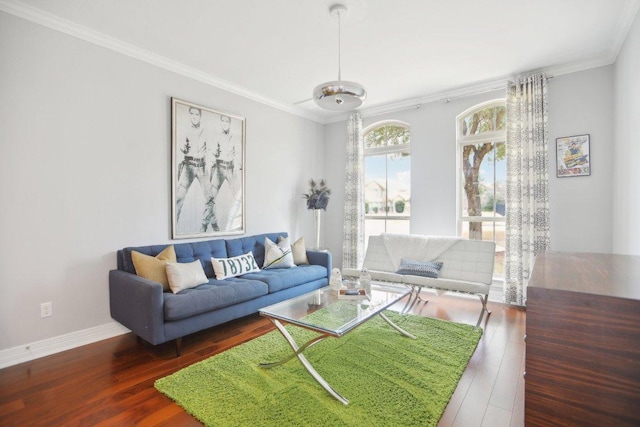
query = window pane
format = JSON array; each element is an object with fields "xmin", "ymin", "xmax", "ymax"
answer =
[
  {"xmin": 461, "ymin": 105, "xmax": 506, "ymax": 136},
  {"xmin": 365, "ymin": 152, "xmax": 411, "ymax": 216},
  {"xmin": 460, "ymin": 142, "xmax": 505, "ymax": 219},
  {"xmin": 364, "ymin": 125, "xmax": 410, "ymax": 149},
  {"xmin": 364, "ymin": 155, "xmax": 386, "ymax": 215},
  {"xmin": 364, "ymin": 218, "xmax": 387, "ymax": 244},
  {"xmin": 364, "ymin": 122, "xmax": 411, "ymax": 242},
  {"xmin": 387, "ymin": 152, "xmax": 410, "ymax": 216},
  {"xmin": 386, "ymin": 126, "xmax": 410, "ymax": 146},
  {"xmin": 365, "ymin": 218, "xmax": 410, "ymax": 250},
  {"xmin": 457, "ymin": 101, "xmax": 506, "ymax": 280}
]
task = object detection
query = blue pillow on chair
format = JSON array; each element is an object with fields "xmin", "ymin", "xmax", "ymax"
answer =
[{"xmin": 396, "ymin": 259, "xmax": 444, "ymax": 278}]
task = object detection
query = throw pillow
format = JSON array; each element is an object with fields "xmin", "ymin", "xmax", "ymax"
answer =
[
  {"xmin": 211, "ymin": 252, "xmax": 261, "ymax": 280},
  {"xmin": 131, "ymin": 245, "xmax": 176, "ymax": 291},
  {"xmin": 279, "ymin": 236, "xmax": 309, "ymax": 265},
  {"xmin": 165, "ymin": 260, "xmax": 208, "ymax": 294},
  {"xmin": 263, "ymin": 237, "xmax": 295, "ymax": 269},
  {"xmin": 396, "ymin": 259, "xmax": 444, "ymax": 278}
]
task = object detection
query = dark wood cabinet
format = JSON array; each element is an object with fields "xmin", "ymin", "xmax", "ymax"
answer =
[{"xmin": 525, "ymin": 252, "xmax": 640, "ymax": 427}]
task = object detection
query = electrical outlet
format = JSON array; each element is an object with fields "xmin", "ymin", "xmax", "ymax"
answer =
[{"xmin": 40, "ymin": 302, "xmax": 53, "ymax": 318}]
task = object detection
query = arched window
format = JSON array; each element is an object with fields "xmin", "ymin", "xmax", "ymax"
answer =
[
  {"xmin": 363, "ymin": 121, "xmax": 411, "ymax": 243},
  {"xmin": 456, "ymin": 100, "xmax": 506, "ymax": 277}
]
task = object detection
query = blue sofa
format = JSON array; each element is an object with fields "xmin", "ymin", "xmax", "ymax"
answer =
[{"xmin": 109, "ymin": 232, "xmax": 331, "ymax": 355}]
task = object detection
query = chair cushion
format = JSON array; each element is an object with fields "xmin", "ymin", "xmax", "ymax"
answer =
[
  {"xmin": 396, "ymin": 259, "xmax": 443, "ymax": 278},
  {"xmin": 402, "ymin": 275, "xmax": 490, "ymax": 295}
]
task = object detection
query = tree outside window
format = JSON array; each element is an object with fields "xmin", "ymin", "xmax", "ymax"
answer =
[{"xmin": 457, "ymin": 101, "xmax": 506, "ymax": 276}]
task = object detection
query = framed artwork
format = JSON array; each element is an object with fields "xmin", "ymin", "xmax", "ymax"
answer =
[
  {"xmin": 171, "ymin": 98, "xmax": 245, "ymax": 239},
  {"xmin": 556, "ymin": 134, "xmax": 590, "ymax": 177}
]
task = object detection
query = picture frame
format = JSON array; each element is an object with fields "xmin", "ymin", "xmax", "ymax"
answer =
[
  {"xmin": 556, "ymin": 134, "xmax": 590, "ymax": 177},
  {"xmin": 171, "ymin": 98, "xmax": 246, "ymax": 239}
]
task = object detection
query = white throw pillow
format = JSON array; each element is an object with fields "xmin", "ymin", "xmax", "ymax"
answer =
[
  {"xmin": 165, "ymin": 260, "xmax": 208, "ymax": 294},
  {"xmin": 211, "ymin": 252, "xmax": 261, "ymax": 280},
  {"xmin": 279, "ymin": 236, "xmax": 308, "ymax": 265},
  {"xmin": 263, "ymin": 237, "xmax": 295, "ymax": 269}
]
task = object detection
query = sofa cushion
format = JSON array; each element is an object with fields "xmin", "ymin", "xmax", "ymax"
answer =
[
  {"xmin": 131, "ymin": 245, "xmax": 176, "ymax": 291},
  {"xmin": 396, "ymin": 259, "xmax": 443, "ymax": 278},
  {"xmin": 279, "ymin": 236, "xmax": 309, "ymax": 265},
  {"xmin": 163, "ymin": 278, "xmax": 269, "ymax": 321},
  {"xmin": 211, "ymin": 252, "xmax": 260, "ymax": 280},
  {"xmin": 166, "ymin": 260, "xmax": 209, "ymax": 293},
  {"xmin": 123, "ymin": 240, "xmax": 227, "ymax": 278},
  {"xmin": 226, "ymin": 232, "xmax": 287, "ymax": 267},
  {"xmin": 263, "ymin": 237, "xmax": 295, "ymax": 269},
  {"xmin": 174, "ymin": 240, "xmax": 229, "ymax": 278},
  {"xmin": 242, "ymin": 265, "xmax": 327, "ymax": 293}
]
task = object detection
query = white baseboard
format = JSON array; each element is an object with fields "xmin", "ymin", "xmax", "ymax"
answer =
[{"xmin": 0, "ymin": 322, "xmax": 130, "ymax": 370}]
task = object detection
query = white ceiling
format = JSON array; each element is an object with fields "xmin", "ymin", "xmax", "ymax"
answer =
[{"xmin": 5, "ymin": 0, "xmax": 640, "ymax": 122}]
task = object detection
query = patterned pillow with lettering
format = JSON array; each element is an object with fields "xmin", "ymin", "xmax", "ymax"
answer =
[
  {"xmin": 396, "ymin": 259, "xmax": 444, "ymax": 278},
  {"xmin": 211, "ymin": 252, "xmax": 261, "ymax": 280}
]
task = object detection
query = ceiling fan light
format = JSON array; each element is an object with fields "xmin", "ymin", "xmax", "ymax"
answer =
[
  {"xmin": 313, "ymin": 3, "xmax": 366, "ymax": 112},
  {"xmin": 313, "ymin": 80, "xmax": 367, "ymax": 111}
]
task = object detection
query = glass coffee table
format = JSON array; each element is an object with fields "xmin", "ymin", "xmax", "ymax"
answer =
[{"xmin": 259, "ymin": 283, "xmax": 415, "ymax": 404}]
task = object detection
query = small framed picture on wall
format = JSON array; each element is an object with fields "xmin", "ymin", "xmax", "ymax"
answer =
[{"xmin": 556, "ymin": 134, "xmax": 590, "ymax": 177}]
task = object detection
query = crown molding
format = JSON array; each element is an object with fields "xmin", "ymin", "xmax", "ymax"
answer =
[{"xmin": 0, "ymin": 0, "xmax": 325, "ymax": 123}]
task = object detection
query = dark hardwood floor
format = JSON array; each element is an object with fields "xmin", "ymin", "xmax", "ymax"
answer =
[{"xmin": 0, "ymin": 292, "xmax": 525, "ymax": 426}]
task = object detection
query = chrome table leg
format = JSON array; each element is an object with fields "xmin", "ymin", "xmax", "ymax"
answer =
[
  {"xmin": 259, "ymin": 318, "xmax": 349, "ymax": 405},
  {"xmin": 379, "ymin": 312, "xmax": 417, "ymax": 339}
]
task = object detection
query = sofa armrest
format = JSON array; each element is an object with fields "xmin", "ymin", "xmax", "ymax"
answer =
[
  {"xmin": 306, "ymin": 250, "xmax": 332, "ymax": 280},
  {"xmin": 108, "ymin": 270, "xmax": 166, "ymax": 345}
]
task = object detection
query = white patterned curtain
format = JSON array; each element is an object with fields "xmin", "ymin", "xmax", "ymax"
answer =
[
  {"xmin": 504, "ymin": 73, "xmax": 551, "ymax": 306},
  {"xmin": 342, "ymin": 112, "xmax": 364, "ymax": 269}
]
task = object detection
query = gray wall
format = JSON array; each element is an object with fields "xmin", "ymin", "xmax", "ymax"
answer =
[
  {"xmin": 0, "ymin": 13, "xmax": 323, "ymax": 352},
  {"xmin": 548, "ymin": 66, "xmax": 614, "ymax": 253},
  {"xmin": 613, "ymin": 11, "xmax": 640, "ymax": 255},
  {"xmin": 324, "ymin": 67, "xmax": 616, "ymax": 268}
]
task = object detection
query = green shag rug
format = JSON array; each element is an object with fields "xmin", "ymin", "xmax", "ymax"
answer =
[{"xmin": 155, "ymin": 311, "xmax": 482, "ymax": 427}]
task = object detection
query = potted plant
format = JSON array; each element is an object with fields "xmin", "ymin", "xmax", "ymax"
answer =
[
  {"xmin": 303, "ymin": 179, "xmax": 331, "ymax": 248},
  {"xmin": 303, "ymin": 179, "xmax": 331, "ymax": 210}
]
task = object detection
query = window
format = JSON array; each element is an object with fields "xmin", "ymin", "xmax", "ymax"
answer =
[
  {"xmin": 456, "ymin": 101, "xmax": 506, "ymax": 277},
  {"xmin": 363, "ymin": 121, "xmax": 411, "ymax": 244}
]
